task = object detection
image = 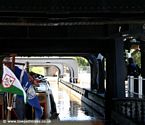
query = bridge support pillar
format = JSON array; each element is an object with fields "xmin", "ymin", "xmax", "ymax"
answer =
[
  {"xmin": 140, "ymin": 40, "xmax": 145, "ymax": 95},
  {"xmin": 44, "ymin": 67, "xmax": 50, "ymax": 76},
  {"xmin": 97, "ymin": 55, "xmax": 105, "ymax": 93},
  {"xmin": 89, "ymin": 55, "xmax": 98, "ymax": 90},
  {"xmin": 105, "ymin": 38, "xmax": 126, "ymax": 122},
  {"xmin": 114, "ymin": 38, "xmax": 126, "ymax": 98},
  {"xmin": 106, "ymin": 38, "xmax": 126, "ymax": 98},
  {"xmin": 89, "ymin": 54, "xmax": 105, "ymax": 92}
]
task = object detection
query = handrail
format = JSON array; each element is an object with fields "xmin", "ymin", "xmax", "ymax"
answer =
[{"xmin": 127, "ymin": 75, "xmax": 145, "ymax": 98}]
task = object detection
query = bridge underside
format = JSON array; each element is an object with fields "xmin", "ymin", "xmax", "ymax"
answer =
[
  {"xmin": 0, "ymin": 0, "xmax": 145, "ymax": 56},
  {"xmin": 0, "ymin": 23, "xmax": 143, "ymax": 56}
]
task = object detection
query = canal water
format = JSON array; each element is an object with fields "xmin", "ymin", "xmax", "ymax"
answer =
[{"xmin": 47, "ymin": 76, "xmax": 104, "ymax": 122}]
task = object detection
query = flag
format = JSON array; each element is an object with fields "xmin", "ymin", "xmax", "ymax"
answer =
[
  {"xmin": 0, "ymin": 64, "xmax": 27, "ymax": 103},
  {"xmin": 14, "ymin": 66, "xmax": 43, "ymax": 120}
]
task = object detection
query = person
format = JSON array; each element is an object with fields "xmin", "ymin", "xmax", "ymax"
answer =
[
  {"xmin": 127, "ymin": 57, "xmax": 141, "ymax": 93},
  {"xmin": 28, "ymin": 73, "xmax": 41, "ymax": 87},
  {"xmin": 127, "ymin": 57, "xmax": 140, "ymax": 77},
  {"xmin": 2, "ymin": 56, "xmax": 43, "ymax": 120}
]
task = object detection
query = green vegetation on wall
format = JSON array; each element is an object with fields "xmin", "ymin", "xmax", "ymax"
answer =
[{"xmin": 29, "ymin": 67, "xmax": 44, "ymax": 75}]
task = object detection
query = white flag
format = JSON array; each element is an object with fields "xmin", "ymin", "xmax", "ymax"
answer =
[{"xmin": 1, "ymin": 64, "xmax": 27, "ymax": 103}]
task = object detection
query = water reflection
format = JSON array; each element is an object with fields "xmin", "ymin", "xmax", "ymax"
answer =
[
  {"xmin": 53, "ymin": 84, "xmax": 99, "ymax": 121},
  {"xmin": 47, "ymin": 76, "xmax": 103, "ymax": 122}
]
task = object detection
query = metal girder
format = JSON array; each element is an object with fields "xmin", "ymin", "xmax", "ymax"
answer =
[
  {"xmin": 0, "ymin": 0, "xmax": 144, "ymax": 25},
  {"xmin": 0, "ymin": 0, "xmax": 144, "ymax": 56},
  {"xmin": 0, "ymin": 0, "xmax": 144, "ymax": 14}
]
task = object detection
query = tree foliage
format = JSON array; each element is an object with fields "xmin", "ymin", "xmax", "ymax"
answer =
[
  {"xmin": 74, "ymin": 57, "xmax": 89, "ymax": 66},
  {"xmin": 132, "ymin": 51, "xmax": 141, "ymax": 67}
]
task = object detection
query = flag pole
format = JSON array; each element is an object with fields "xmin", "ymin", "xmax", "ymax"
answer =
[{"xmin": 6, "ymin": 54, "xmax": 16, "ymax": 120}]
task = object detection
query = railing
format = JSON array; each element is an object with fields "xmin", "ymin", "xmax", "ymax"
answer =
[
  {"xmin": 112, "ymin": 76, "xmax": 145, "ymax": 124},
  {"xmin": 126, "ymin": 76, "xmax": 145, "ymax": 98}
]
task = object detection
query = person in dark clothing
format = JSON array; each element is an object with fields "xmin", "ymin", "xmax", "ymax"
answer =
[
  {"xmin": 127, "ymin": 58, "xmax": 140, "ymax": 77},
  {"xmin": 127, "ymin": 57, "xmax": 141, "ymax": 93}
]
